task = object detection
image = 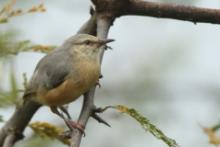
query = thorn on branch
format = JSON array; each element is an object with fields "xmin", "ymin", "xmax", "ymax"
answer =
[
  {"xmin": 90, "ymin": 6, "xmax": 95, "ymax": 15},
  {"xmin": 91, "ymin": 106, "xmax": 113, "ymax": 127},
  {"xmin": 91, "ymin": 113, "xmax": 111, "ymax": 127},
  {"xmin": 94, "ymin": 106, "xmax": 114, "ymax": 113}
]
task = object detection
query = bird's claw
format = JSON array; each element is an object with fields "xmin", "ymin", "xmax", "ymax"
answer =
[
  {"xmin": 67, "ymin": 120, "xmax": 85, "ymax": 136},
  {"xmin": 96, "ymin": 80, "xmax": 101, "ymax": 88}
]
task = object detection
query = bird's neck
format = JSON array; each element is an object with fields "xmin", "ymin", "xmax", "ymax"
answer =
[{"xmin": 71, "ymin": 50, "xmax": 100, "ymax": 64}]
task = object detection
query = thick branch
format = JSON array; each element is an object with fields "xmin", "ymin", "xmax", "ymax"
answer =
[
  {"xmin": 3, "ymin": 134, "xmax": 17, "ymax": 147},
  {"xmin": 93, "ymin": 0, "xmax": 220, "ymax": 24},
  {"xmin": 77, "ymin": 13, "xmax": 97, "ymax": 35},
  {"xmin": 0, "ymin": 101, "xmax": 41, "ymax": 147},
  {"xmin": 124, "ymin": 0, "xmax": 220, "ymax": 24}
]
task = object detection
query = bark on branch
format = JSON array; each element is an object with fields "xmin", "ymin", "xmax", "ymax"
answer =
[
  {"xmin": 125, "ymin": 0, "xmax": 220, "ymax": 24},
  {"xmin": 0, "ymin": 101, "xmax": 41, "ymax": 147},
  {"xmin": 93, "ymin": 0, "xmax": 220, "ymax": 24}
]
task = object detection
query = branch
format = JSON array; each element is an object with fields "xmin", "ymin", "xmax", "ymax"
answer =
[
  {"xmin": 0, "ymin": 101, "xmax": 41, "ymax": 147},
  {"xmin": 77, "ymin": 11, "xmax": 97, "ymax": 35},
  {"xmin": 93, "ymin": 0, "xmax": 220, "ymax": 25},
  {"xmin": 124, "ymin": 0, "xmax": 220, "ymax": 24},
  {"xmin": 70, "ymin": 88, "xmax": 96, "ymax": 147},
  {"xmin": 2, "ymin": 134, "xmax": 16, "ymax": 147},
  {"xmin": 70, "ymin": 9, "xmax": 114, "ymax": 147}
]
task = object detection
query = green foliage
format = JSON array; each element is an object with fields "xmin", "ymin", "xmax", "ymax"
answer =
[
  {"xmin": 0, "ymin": 27, "xmax": 54, "ymax": 110},
  {"xmin": 105, "ymin": 105, "xmax": 179, "ymax": 147},
  {"xmin": 0, "ymin": 1, "xmax": 54, "ymax": 110},
  {"xmin": 0, "ymin": 115, "xmax": 4, "ymax": 122},
  {"xmin": 0, "ymin": 31, "xmax": 17, "ymax": 57},
  {"xmin": 27, "ymin": 105, "xmax": 179, "ymax": 147},
  {"xmin": 0, "ymin": 0, "xmax": 46, "ymax": 24},
  {"xmin": 16, "ymin": 136, "xmax": 56, "ymax": 147},
  {"xmin": 212, "ymin": 123, "xmax": 220, "ymax": 131},
  {"xmin": 0, "ymin": 69, "xmax": 20, "ymax": 107},
  {"xmin": 29, "ymin": 122, "xmax": 70, "ymax": 145},
  {"xmin": 0, "ymin": 1, "xmax": 53, "ymax": 57},
  {"xmin": 0, "ymin": 32, "xmax": 55, "ymax": 57},
  {"xmin": 0, "ymin": 1, "xmax": 58, "ymax": 147}
]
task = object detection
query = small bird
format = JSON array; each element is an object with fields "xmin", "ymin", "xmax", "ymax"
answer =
[{"xmin": 23, "ymin": 34, "xmax": 114, "ymax": 132}]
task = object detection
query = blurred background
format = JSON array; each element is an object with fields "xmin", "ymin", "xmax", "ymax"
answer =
[{"xmin": 0, "ymin": 0, "xmax": 220, "ymax": 147}]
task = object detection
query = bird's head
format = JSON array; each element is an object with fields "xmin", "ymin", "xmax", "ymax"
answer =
[{"xmin": 64, "ymin": 34, "xmax": 114, "ymax": 58}]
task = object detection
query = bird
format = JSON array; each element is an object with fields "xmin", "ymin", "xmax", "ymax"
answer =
[{"xmin": 23, "ymin": 34, "xmax": 114, "ymax": 132}]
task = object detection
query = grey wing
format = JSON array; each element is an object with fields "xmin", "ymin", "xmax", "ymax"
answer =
[
  {"xmin": 24, "ymin": 50, "xmax": 73, "ymax": 97},
  {"xmin": 43, "ymin": 53, "xmax": 72, "ymax": 89}
]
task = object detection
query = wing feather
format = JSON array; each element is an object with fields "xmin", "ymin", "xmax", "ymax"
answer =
[{"xmin": 24, "ymin": 50, "xmax": 73, "ymax": 98}]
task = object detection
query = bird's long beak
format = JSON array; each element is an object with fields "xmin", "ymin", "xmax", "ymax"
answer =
[{"xmin": 99, "ymin": 39, "xmax": 115, "ymax": 45}]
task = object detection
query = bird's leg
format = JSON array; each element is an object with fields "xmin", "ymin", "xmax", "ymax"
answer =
[
  {"xmin": 58, "ymin": 105, "xmax": 71, "ymax": 119},
  {"xmin": 50, "ymin": 106, "xmax": 73, "ymax": 130},
  {"xmin": 50, "ymin": 106, "xmax": 85, "ymax": 134},
  {"xmin": 67, "ymin": 121, "xmax": 85, "ymax": 136},
  {"xmin": 58, "ymin": 106, "xmax": 85, "ymax": 135}
]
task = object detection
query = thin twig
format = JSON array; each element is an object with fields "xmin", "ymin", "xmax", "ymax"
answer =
[{"xmin": 70, "ymin": 88, "xmax": 96, "ymax": 147}]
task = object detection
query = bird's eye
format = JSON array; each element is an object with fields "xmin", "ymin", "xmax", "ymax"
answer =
[{"xmin": 84, "ymin": 40, "xmax": 91, "ymax": 45}]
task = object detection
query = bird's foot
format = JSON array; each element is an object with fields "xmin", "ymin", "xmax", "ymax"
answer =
[
  {"xmin": 96, "ymin": 80, "xmax": 101, "ymax": 88},
  {"xmin": 95, "ymin": 74, "xmax": 103, "ymax": 88},
  {"xmin": 66, "ymin": 120, "xmax": 85, "ymax": 136}
]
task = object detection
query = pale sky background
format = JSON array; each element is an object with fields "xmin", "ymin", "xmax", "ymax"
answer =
[{"xmin": 1, "ymin": 0, "xmax": 220, "ymax": 147}]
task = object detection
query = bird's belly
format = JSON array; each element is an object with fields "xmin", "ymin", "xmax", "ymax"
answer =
[{"xmin": 37, "ymin": 61, "xmax": 100, "ymax": 106}]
